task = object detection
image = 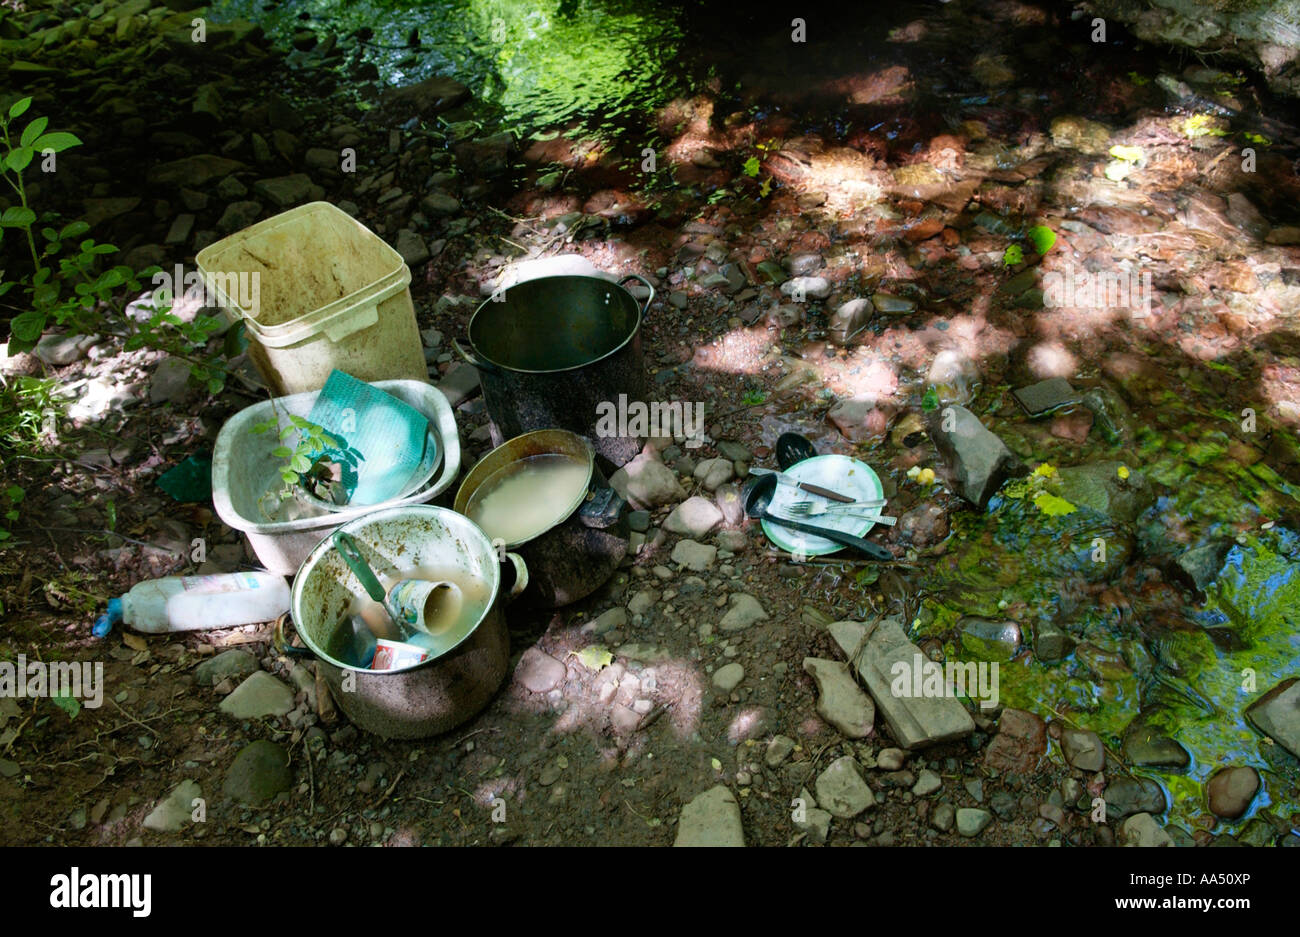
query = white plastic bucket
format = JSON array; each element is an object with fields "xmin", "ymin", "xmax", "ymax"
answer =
[
  {"xmin": 211, "ymin": 380, "xmax": 461, "ymax": 575},
  {"xmin": 196, "ymin": 202, "xmax": 428, "ymax": 395}
]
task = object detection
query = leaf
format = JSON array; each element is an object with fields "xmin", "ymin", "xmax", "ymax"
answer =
[
  {"xmin": 4, "ymin": 147, "xmax": 33, "ymax": 172},
  {"xmin": 9, "ymin": 309, "xmax": 45, "ymax": 342},
  {"xmin": 1032, "ymin": 492, "xmax": 1077, "ymax": 516},
  {"xmin": 741, "ymin": 156, "xmax": 761, "ymax": 177},
  {"xmin": 20, "ymin": 116, "xmax": 48, "ymax": 148},
  {"xmin": 710, "ymin": 757, "xmax": 722, "ymax": 772},
  {"xmin": 1027, "ymin": 226, "xmax": 1056, "ymax": 255},
  {"xmin": 271, "ymin": 445, "xmax": 292, "ymax": 459},
  {"xmin": 921, "ymin": 387, "xmax": 939, "ymax": 411},
  {"xmin": 758, "ymin": 176, "xmax": 772, "ymax": 198},
  {"xmin": 1108, "ymin": 144, "xmax": 1144, "ymax": 163},
  {"xmin": 59, "ymin": 220, "xmax": 89, "ymax": 240},
  {"xmin": 571, "ymin": 645, "xmax": 613, "ymax": 670},
  {"xmin": 8, "ymin": 97, "xmax": 32, "ymax": 120},
  {"xmin": 290, "ymin": 453, "xmax": 311, "ymax": 473},
  {"xmin": 1002, "ymin": 244, "xmax": 1023, "ymax": 266},
  {"xmin": 0, "ymin": 206, "xmax": 36, "ymax": 227},
  {"xmin": 31, "ymin": 131, "xmax": 81, "ymax": 154},
  {"xmin": 50, "ymin": 694, "xmax": 80, "ymax": 720}
]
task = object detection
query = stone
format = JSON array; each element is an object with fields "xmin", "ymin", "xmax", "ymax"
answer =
[
  {"xmin": 381, "ymin": 75, "xmax": 471, "ymax": 116},
  {"xmin": 627, "ymin": 589, "xmax": 659, "ymax": 615},
  {"xmin": 871, "ymin": 292, "xmax": 916, "ymax": 314},
  {"xmin": 984, "ymin": 708, "xmax": 1048, "ymax": 775},
  {"xmin": 803, "ymin": 658, "xmax": 875, "ymax": 738},
  {"xmin": 1122, "ymin": 723, "xmax": 1190, "ymax": 769},
  {"xmin": 719, "ymin": 593, "xmax": 768, "ymax": 632},
  {"xmin": 1046, "ymin": 462, "xmax": 1154, "ymax": 525},
  {"xmin": 421, "ymin": 192, "xmax": 460, "ymax": 215},
  {"xmin": 827, "ymin": 396, "xmax": 889, "ymax": 443},
  {"xmin": 34, "ymin": 333, "xmax": 97, "ymax": 366},
  {"xmin": 83, "ymin": 196, "xmax": 141, "ymax": 227},
  {"xmin": 927, "ymin": 405, "xmax": 1022, "ymax": 508},
  {"xmin": 149, "ymin": 356, "xmax": 194, "ymax": 405},
  {"xmin": 877, "ymin": 748, "xmax": 906, "ymax": 770},
  {"xmin": 394, "ymin": 229, "xmax": 429, "ymax": 266},
  {"xmin": 716, "ymin": 441, "xmax": 751, "ymax": 462},
  {"xmin": 693, "ymin": 458, "xmax": 733, "ymax": 491},
  {"xmin": 829, "ymin": 298, "xmax": 872, "ymax": 345},
  {"xmin": 1060, "ymin": 728, "xmax": 1106, "ymax": 772},
  {"xmin": 253, "ymin": 173, "xmax": 320, "ymax": 209},
  {"xmin": 828, "ymin": 619, "xmax": 975, "ymax": 749},
  {"xmin": 192, "ymin": 83, "xmax": 223, "ymax": 120},
  {"xmin": 1207, "ymin": 767, "xmax": 1260, "ymax": 819},
  {"xmin": 143, "ymin": 779, "xmax": 201, "ymax": 832},
  {"xmin": 1120, "ymin": 813, "xmax": 1173, "ymax": 848},
  {"xmin": 814, "ymin": 756, "xmax": 876, "ymax": 818},
  {"xmin": 663, "ymin": 497, "xmax": 724, "ymax": 538},
  {"xmin": 674, "ymin": 785, "xmax": 744, "ymax": 846},
  {"xmin": 956, "ymin": 807, "xmax": 992, "ymax": 838},
  {"xmin": 927, "ymin": 349, "xmax": 978, "ymax": 407},
  {"xmin": 795, "ymin": 806, "xmax": 833, "ymax": 844},
  {"xmin": 194, "ymin": 650, "xmax": 258, "ymax": 687},
  {"xmin": 780, "ymin": 276, "xmax": 831, "ymax": 300},
  {"xmin": 931, "ymin": 802, "xmax": 955, "ymax": 832},
  {"xmin": 164, "ymin": 213, "xmax": 195, "ymax": 246},
  {"xmin": 1050, "ymin": 115, "xmax": 1111, "ymax": 154},
  {"xmin": 671, "ymin": 539, "xmax": 717, "ymax": 572},
  {"xmin": 1173, "ymin": 541, "xmax": 1231, "ymax": 594},
  {"xmin": 713, "ymin": 663, "xmax": 745, "ymax": 693},
  {"xmin": 515, "ymin": 648, "xmax": 566, "ymax": 693},
  {"xmin": 959, "ymin": 617, "xmax": 1021, "ymax": 661},
  {"xmin": 1034, "ymin": 622, "xmax": 1074, "ymax": 662},
  {"xmin": 219, "ymin": 672, "xmax": 294, "ymax": 719},
  {"xmin": 148, "ymin": 154, "xmax": 247, "ymax": 187},
  {"xmin": 610, "ymin": 451, "xmax": 686, "ymax": 509},
  {"xmin": 223, "ymin": 740, "xmax": 292, "ymax": 805},
  {"xmin": 588, "ymin": 608, "xmax": 627, "ymax": 635},
  {"xmin": 217, "ymin": 200, "xmax": 262, "ymax": 234},
  {"xmin": 913, "ymin": 769, "xmax": 942, "ymax": 796},
  {"xmin": 766, "ymin": 735, "xmax": 796, "ymax": 768},
  {"xmin": 1246, "ymin": 678, "xmax": 1300, "ymax": 758},
  {"xmin": 895, "ymin": 503, "xmax": 949, "ymax": 547},
  {"xmin": 1104, "ymin": 777, "xmax": 1167, "ymax": 819},
  {"xmin": 1013, "ymin": 377, "xmax": 1079, "ymax": 416}
]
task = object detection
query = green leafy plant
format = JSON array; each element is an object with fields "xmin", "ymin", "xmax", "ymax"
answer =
[
  {"xmin": 252, "ymin": 413, "xmax": 340, "ymax": 509},
  {"xmin": 1002, "ymin": 244, "xmax": 1024, "ymax": 267},
  {"xmin": 740, "ymin": 388, "xmax": 767, "ymax": 407},
  {"xmin": 741, "ymin": 156, "xmax": 761, "ymax": 177},
  {"xmin": 921, "ymin": 386, "xmax": 940, "ymax": 411},
  {"xmin": 0, "ymin": 485, "xmax": 22, "ymax": 543},
  {"xmin": 1, "ymin": 96, "xmax": 231, "ymax": 391}
]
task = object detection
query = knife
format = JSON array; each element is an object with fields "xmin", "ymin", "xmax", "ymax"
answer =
[{"xmin": 748, "ymin": 467, "xmax": 856, "ymax": 503}]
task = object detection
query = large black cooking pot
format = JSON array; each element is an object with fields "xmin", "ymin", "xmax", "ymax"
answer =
[{"xmin": 453, "ymin": 274, "xmax": 653, "ymax": 468}]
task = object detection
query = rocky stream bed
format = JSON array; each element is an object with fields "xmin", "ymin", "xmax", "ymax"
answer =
[{"xmin": 1, "ymin": 0, "xmax": 1299, "ymax": 848}]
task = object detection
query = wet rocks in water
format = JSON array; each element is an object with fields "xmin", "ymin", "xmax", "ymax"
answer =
[
  {"xmin": 894, "ymin": 503, "xmax": 949, "ymax": 548},
  {"xmin": 610, "ymin": 451, "xmax": 686, "ymax": 509},
  {"xmin": 959, "ymin": 617, "xmax": 1021, "ymax": 661},
  {"xmin": 1104, "ymin": 777, "xmax": 1168, "ymax": 819},
  {"xmin": 1045, "ymin": 461, "xmax": 1153, "ymax": 525},
  {"xmin": 814, "ymin": 756, "xmax": 876, "ymax": 818},
  {"xmin": 719, "ymin": 593, "xmax": 768, "ymax": 632},
  {"xmin": 663, "ymin": 496, "xmax": 724, "ymax": 538},
  {"xmin": 1059, "ymin": 728, "xmax": 1106, "ymax": 772},
  {"xmin": 829, "ymin": 298, "xmax": 872, "ymax": 345},
  {"xmin": 1122, "ymin": 722, "xmax": 1190, "ymax": 769},
  {"xmin": 803, "ymin": 657, "xmax": 876, "ymax": 738},
  {"xmin": 223, "ymin": 740, "xmax": 292, "ymax": 806},
  {"xmin": 871, "ymin": 292, "xmax": 916, "ymax": 315},
  {"xmin": 1033, "ymin": 622, "xmax": 1075, "ymax": 662},
  {"xmin": 674, "ymin": 785, "xmax": 745, "ymax": 847},
  {"xmin": 926, "ymin": 349, "xmax": 978, "ymax": 407},
  {"xmin": 927, "ymin": 405, "xmax": 1022, "ymax": 509},
  {"xmin": 1173, "ymin": 541, "xmax": 1232, "ymax": 595},
  {"xmin": 1246, "ymin": 677, "xmax": 1300, "ymax": 758},
  {"xmin": 956, "ymin": 808, "xmax": 992, "ymax": 838},
  {"xmin": 984, "ymin": 708, "xmax": 1047, "ymax": 775},
  {"xmin": 1207, "ymin": 766, "xmax": 1260, "ymax": 819},
  {"xmin": 219, "ymin": 672, "xmax": 295, "ymax": 719},
  {"xmin": 1050, "ymin": 115, "xmax": 1112, "ymax": 155},
  {"xmin": 143, "ymin": 779, "xmax": 202, "ymax": 833},
  {"xmin": 1012, "ymin": 377, "xmax": 1079, "ymax": 417},
  {"xmin": 514, "ymin": 648, "xmax": 567, "ymax": 693},
  {"xmin": 380, "ymin": 74, "xmax": 471, "ymax": 116},
  {"xmin": 1119, "ymin": 813, "xmax": 1173, "ymax": 848},
  {"xmin": 194, "ymin": 650, "xmax": 259, "ymax": 687},
  {"xmin": 828, "ymin": 619, "xmax": 975, "ymax": 748}
]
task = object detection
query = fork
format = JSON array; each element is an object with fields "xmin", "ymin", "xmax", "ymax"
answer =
[{"xmin": 788, "ymin": 501, "xmax": 897, "ymax": 526}]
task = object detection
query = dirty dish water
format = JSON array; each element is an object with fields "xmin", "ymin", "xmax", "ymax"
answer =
[{"xmin": 465, "ymin": 452, "xmax": 590, "ymax": 545}]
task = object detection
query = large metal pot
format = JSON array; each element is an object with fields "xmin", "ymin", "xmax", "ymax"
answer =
[
  {"xmin": 453, "ymin": 274, "xmax": 653, "ymax": 468},
  {"xmin": 454, "ymin": 429, "xmax": 628, "ymax": 609},
  {"xmin": 281, "ymin": 505, "xmax": 526, "ymax": 739}
]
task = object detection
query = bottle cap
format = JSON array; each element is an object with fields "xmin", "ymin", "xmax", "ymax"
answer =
[{"xmin": 92, "ymin": 597, "xmax": 123, "ymax": 638}]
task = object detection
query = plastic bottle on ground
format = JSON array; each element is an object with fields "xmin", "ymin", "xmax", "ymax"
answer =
[{"xmin": 93, "ymin": 571, "xmax": 291, "ymax": 636}]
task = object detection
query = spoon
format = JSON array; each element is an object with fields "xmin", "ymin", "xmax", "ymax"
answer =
[{"xmin": 743, "ymin": 474, "xmax": 893, "ymax": 562}]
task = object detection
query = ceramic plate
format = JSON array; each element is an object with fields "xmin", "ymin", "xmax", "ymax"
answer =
[{"xmin": 759, "ymin": 454, "xmax": 885, "ymax": 557}]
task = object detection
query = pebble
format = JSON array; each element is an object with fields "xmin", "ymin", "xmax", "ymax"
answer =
[
  {"xmin": 1206, "ymin": 766, "xmax": 1260, "ymax": 819},
  {"xmin": 219, "ymin": 672, "xmax": 295, "ymax": 720},
  {"xmin": 814, "ymin": 757, "xmax": 876, "ymax": 818},
  {"xmin": 514, "ymin": 648, "xmax": 567, "ymax": 693},
  {"xmin": 877, "ymin": 748, "xmax": 906, "ymax": 771},
  {"xmin": 956, "ymin": 807, "xmax": 992, "ymax": 838},
  {"xmin": 143, "ymin": 779, "xmax": 202, "ymax": 833},
  {"xmin": 719, "ymin": 593, "xmax": 768, "ymax": 631},
  {"xmin": 674, "ymin": 786, "xmax": 745, "ymax": 847},
  {"xmin": 912, "ymin": 770, "xmax": 942, "ymax": 797},
  {"xmin": 712, "ymin": 663, "xmax": 745, "ymax": 693},
  {"xmin": 766, "ymin": 735, "xmax": 796, "ymax": 768}
]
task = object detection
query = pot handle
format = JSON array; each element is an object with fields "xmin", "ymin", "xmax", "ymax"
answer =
[
  {"xmin": 274, "ymin": 612, "xmax": 316, "ymax": 660},
  {"xmin": 501, "ymin": 552, "xmax": 528, "ymax": 602},
  {"xmin": 619, "ymin": 274, "xmax": 655, "ymax": 318},
  {"xmin": 453, "ymin": 336, "xmax": 503, "ymax": 375},
  {"xmin": 578, "ymin": 485, "xmax": 626, "ymax": 530}
]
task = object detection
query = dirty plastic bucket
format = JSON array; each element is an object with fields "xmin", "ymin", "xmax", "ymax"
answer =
[
  {"xmin": 211, "ymin": 380, "xmax": 461, "ymax": 575},
  {"xmin": 196, "ymin": 202, "xmax": 428, "ymax": 395}
]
